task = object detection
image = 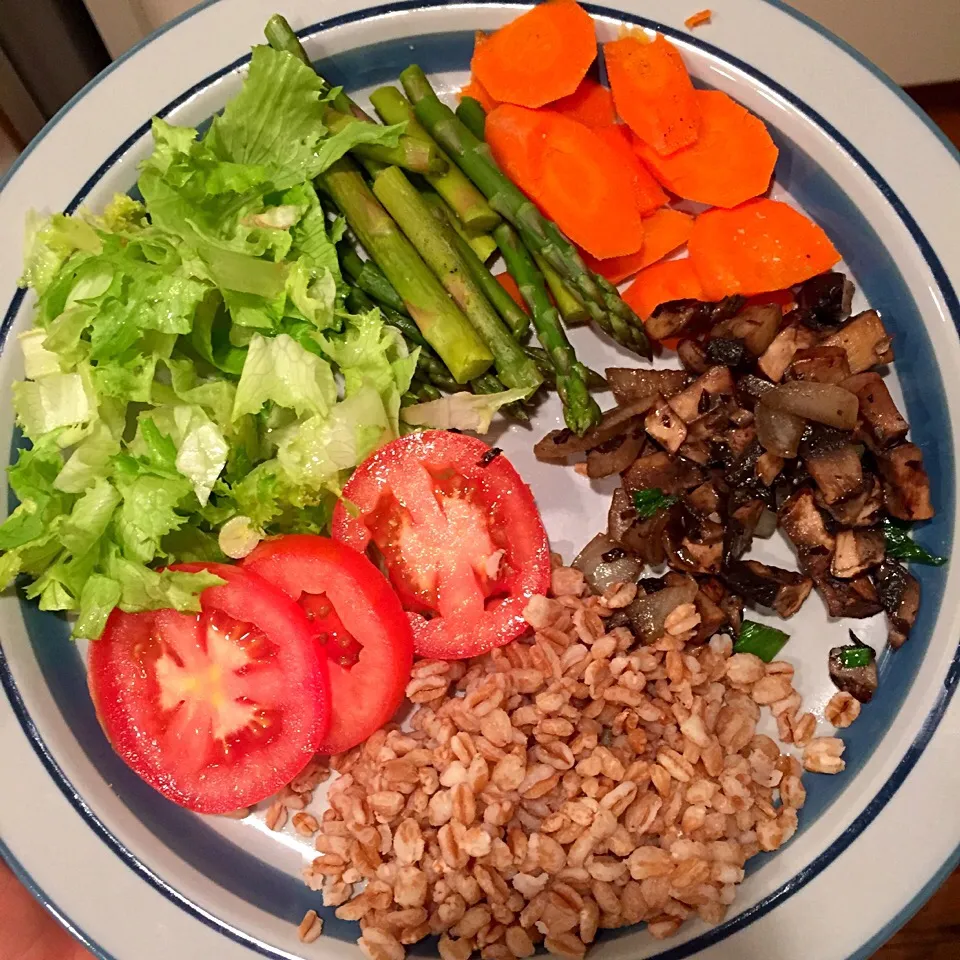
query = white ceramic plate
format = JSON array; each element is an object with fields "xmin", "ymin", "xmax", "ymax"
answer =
[{"xmin": 1, "ymin": 2, "xmax": 959, "ymax": 959}]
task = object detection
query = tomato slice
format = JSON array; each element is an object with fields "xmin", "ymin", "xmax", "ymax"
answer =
[
  {"xmin": 332, "ymin": 430, "xmax": 550, "ymax": 660},
  {"xmin": 243, "ymin": 535, "xmax": 414, "ymax": 755},
  {"xmin": 87, "ymin": 563, "xmax": 330, "ymax": 814}
]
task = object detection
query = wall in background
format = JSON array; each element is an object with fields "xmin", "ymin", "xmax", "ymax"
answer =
[{"xmin": 82, "ymin": 0, "xmax": 960, "ymax": 86}]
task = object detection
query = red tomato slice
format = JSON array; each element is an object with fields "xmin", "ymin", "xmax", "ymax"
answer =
[
  {"xmin": 88, "ymin": 563, "xmax": 330, "ymax": 814},
  {"xmin": 332, "ymin": 431, "xmax": 550, "ymax": 660},
  {"xmin": 242, "ymin": 534, "xmax": 414, "ymax": 756}
]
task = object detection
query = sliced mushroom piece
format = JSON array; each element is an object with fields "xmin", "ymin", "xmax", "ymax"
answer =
[
  {"xmin": 815, "ymin": 574, "xmax": 883, "ymax": 618},
  {"xmin": 815, "ymin": 473, "xmax": 884, "ymax": 528},
  {"xmin": 723, "ymin": 496, "xmax": 765, "ymax": 563},
  {"xmin": 668, "ymin": 365, "xmax": 736, "ymax": 423},
  {"xmin": 828, "ymin": 631, "xmax": 878, "ymax": 703},
  {"xmin": 787, "ymin": 345, "xmax": 852, "ymax": 384},
  {"xmin": 737, "ymin": 374, "xmax": 776, "ymax": 404},
  {"xmin": 645, "ymin": 395, "xmax": 688, "ymax": 454},
  {"xmin": 623, "ymin": 450, "xmax": 704, "ymax": 495},
  {"xmin": 830, "ymin": 527, "xmax": 886, "ymax": 578},
  {"xmin": 534, "ymin": 396, "xmax": 659, "ymax": 462},
  {"xmin": 686, "ymin": 478, "xmax": 725, "ymax": 517},
  {"xmin": 764, "ymin": 380, "xmax": 859, "ymax": 430},
  {"xmin": 722, "ymin": 559, "xmax": 813, "ymax": 618},
  {"xmin": 873, "ymin": 559, "xmax": 921, "ymax": 650},
  {"xmin": 821, "ymin": 309, "xmax": 894, "ymax": 374},
  {"xmin": 758, "ymin": 323, "xmax": 820, "ymax": 382},
  {"xmin": 778, "ymin": 489, "xmax": 836, "ymax": 553},
  {"xmin": 694, "ymin": 587, "xmax": 727, "ymax": 643},
  {"xmin": 606, "ymin": 368, "xmax": 690, "ymax": 406},
  {"xmin": 756, "ymin": 451, "xmax": 784, "ymax": 486},
  {"xmin": 586, "ymin": 430, "xmax": 646, "ymax": 479},
  {"xmin": 804, "ymin": 442, "xmax": 864, "ymax": 505},
  {"xmin": 620, "ymin": 510, "xmax": 671, "ymax": 566},
  {"xmin": 664, "ymin": 505, "xmax": 725, "ymax": 575},
  {"xmin": 678, "ymin": 338, "xmax": 709, "ymax": 374},
  {"xmin": 796, "ymin": 271, "xmax": 855, "ymax": 330},
  {"xmin": 712, "ymin": 303, "xmax": 782, "ymax": 356},
  {"xmin": 608, "ymin": 486, "xmax": 637, "ymax": 543},
  {"xmin": 704, "ymin": 337, "xmax": 751, "ymax": 370},
  {"xmin": 842, "ymin": 372, "xmax": 909, "ymax": 450},
  {"xmin": 646, "ymin": 299, "xmax": 704, "ymax": 342},
  {"xmin": 724, "ymin": 437, "xmax": 765, "ymax": 489},
  {"xmin": 876, "ymin": 442, "xmax": 934, "ymax": 521}
]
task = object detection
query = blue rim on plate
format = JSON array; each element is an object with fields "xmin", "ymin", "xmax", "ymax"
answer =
[{"xmin": 1, "ymin": 3, "xmax": 958, "ymax": 959}]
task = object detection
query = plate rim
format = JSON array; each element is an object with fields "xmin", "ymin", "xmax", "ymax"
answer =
[{"xmin": 0, "ymin": 2, "xmax": 958, "ymax": 959}]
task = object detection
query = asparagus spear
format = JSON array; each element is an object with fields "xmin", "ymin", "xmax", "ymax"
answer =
[
  {"xmin": 322, "ymin": 157, "xmax": 492, "ymax": 383},
  {"xmin": 456, "ymin": 96, "xmax": 487, "ymax": 140},
  {"xmin": 421, "ymin": 191, "xmax": 530, "ymax": 341},
  {"xmin": 370, "ymin": 86, "xmax": 499, "ymax": 234},
  {"xmin": 340, "ymin": 244, "xmax": 409, "ymax": 315},
  {"xmin": 533, "ymin": 251, "xmax": 589, "ymax": 327},
  {"xmin": 323, "ymin": 106, "xmax": 447, "ymax": 175},
  {"xmin": 444, "ymin": 207, "xmax": 498, "ymax": 263},
  {"xmin": 524, "ymin": 346, "xmax": 608, "ymax": 392},
  {"xmin": 264, "ymin": 15, "xmax": 375, "ymax": 122},
  {"xmin": 495, "ymin": 223, "xmax": 601, "ymax": 434},
  {"xmin": 370, "ymin": 165, "xmax": 542, "ymax": 393},
  {"xmin": 399, "ymin": 66, "xmax": 652, "ymax": 359},
  {"xmin": 472, "ymin": 372, "xmax": 530, "ymax": 423}
]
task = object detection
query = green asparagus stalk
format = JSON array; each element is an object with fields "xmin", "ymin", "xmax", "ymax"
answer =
[
  {"xmin": 495, "ymin": 223, "xmax": 600, "ymax": 434},
  {"xmin": 421, "ymin": 191, "xmax": 530, "ymax": 341},
  {"xmin": 340, "ymin": 245, "xmax": 409, "ymax": 315},
  {"xmin": 322, "ymin": 157, "xmax": 492, "ymax": 383},
  {"xmin": 456, "ymin": 97, "xmax": 487, "ymax": 140},
  {"xmin": 411, "ymin": 380, "xmax": 442, "ymax": 402},
  {"xmin": 323, "ymin": 107, "xmax": 447, "ymax": 175},
  {"xmin": 471, "ymin": 373, "xmax": 530, "ymax": 423},
  {"xmin": 264, "ymin": 15, "xmax": 374, "ymax": 122},
  {"xmin": 533, "ymin": 251, "xmax": 589, "ymax": 327},
  {"xmin": 370, "ymin": 86, "xmax": 499, "ymax": 233},
  {"xmin": 370, "ymin": 165, "xmax": 542, "ymax": 393},
  {"xmin": 445, "ymin": 210, "xmax": 498, "ymax": 263},
  {"xmin": 524, "ymin": 345, "xmax": 608, "ymax": 392},
  {"xmin": 399, "ymin": 66, "xmax": 652, "ymax": 359}
]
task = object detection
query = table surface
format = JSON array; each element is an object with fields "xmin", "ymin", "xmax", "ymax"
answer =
[{"xmin": 871, "ymin": 79, "xmax": 960, "ymax": 960}]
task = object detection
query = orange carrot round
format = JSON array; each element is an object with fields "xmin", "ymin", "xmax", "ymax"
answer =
[
  {"xmin": 689, "ymin": 198, "xmax": 841, "ymax": 299},
  {"xmin": 487, "ymin": 106, "xmax": 645, "ymax": 259},
  {"xmin": 457, "ymin": 77, "xmax": 499, "ymax": 113},
  {"xmin": 550, "ymin": 78, "xmax": 616, "ymax": 128},
  {"xmin": 623, "ymin": 257, "xmax": 704, "ymax": 321},
  {"xmin": 485, "ymin": 104, "xmax": 547, "ymax": 192},
  {"xmin": 584, "ymin": 208, "xmax": 694, "ymax": 284},
  {"xmin": 604, "ymin": 34, "xmax": 700, "ymax": 156},
  {"xmin": 472, "ymin": 1, "xmax": 598, "ymax": 108},
  {"xmin": 593, "ymin": 125, "xmax": 668, "ymax": 216},
  {"xmin": 633, "ymin": 90, "xmax": 778, "ymax": 208}
]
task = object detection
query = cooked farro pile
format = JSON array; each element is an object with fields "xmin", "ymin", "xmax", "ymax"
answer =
[{"xmin": 289, "ymin": 562, "xmax": 849, "ymax": 958}]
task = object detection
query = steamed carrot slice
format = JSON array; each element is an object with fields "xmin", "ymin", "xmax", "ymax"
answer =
[
  {"xmin": 685, "ymin": 9, "xmax": 712, "ymax": 28},
  {"xmin": 633, "ymin": 90, "xmax": 778, "ymax": 208},
  {"xmin": 584, "ymin": 208, "xmax": 694, "ymax": 284},
  {"xmin": 487, "ymin": 106, "xmax": 645, "ymax": 259},
  {"xmin": 689, "ymin": 198, "xmax": 841, "ymax": 299},
  {"xmin": 457, "ymin": 77, "xmax": 499, "ymax": 113},
  {"xmin": 550, "ymin": 78, "xmax": 616, "ymax": 128},
  {"xmin": 485, "ymin": 104, "xmax": 549, "ymax": 197},
  {"xmin": 472, "ymin": 1, "xmax": 598, "ymax": 108},
  {"xmin": 593, "ymin": 125, "xmax": 668, "ymax": 215},
  {"xmin": 623, "ymin": 257, "xmax": 704, "ymax": 321},
  {"xmin": 495, "ymin": 272, "xmax": 530, "ymax": 313},
  {"xmin": 604, "ymin": 34, "xmax": 700, "ymax": 156}
]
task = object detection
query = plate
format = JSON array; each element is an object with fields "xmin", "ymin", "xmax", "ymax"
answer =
[{"xmin": 1, "ymin": 2, "xmax": 959, "ymax": 959}]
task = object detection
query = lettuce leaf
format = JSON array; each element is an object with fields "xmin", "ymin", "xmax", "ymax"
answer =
[{"xmin": 401, "ymin": 388, "xmax": 531, "ymax": 434}]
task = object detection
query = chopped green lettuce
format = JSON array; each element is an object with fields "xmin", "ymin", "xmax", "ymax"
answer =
[{"xmin": 401, "ymin": 388, "xmax": 531, "ymax": 435}]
